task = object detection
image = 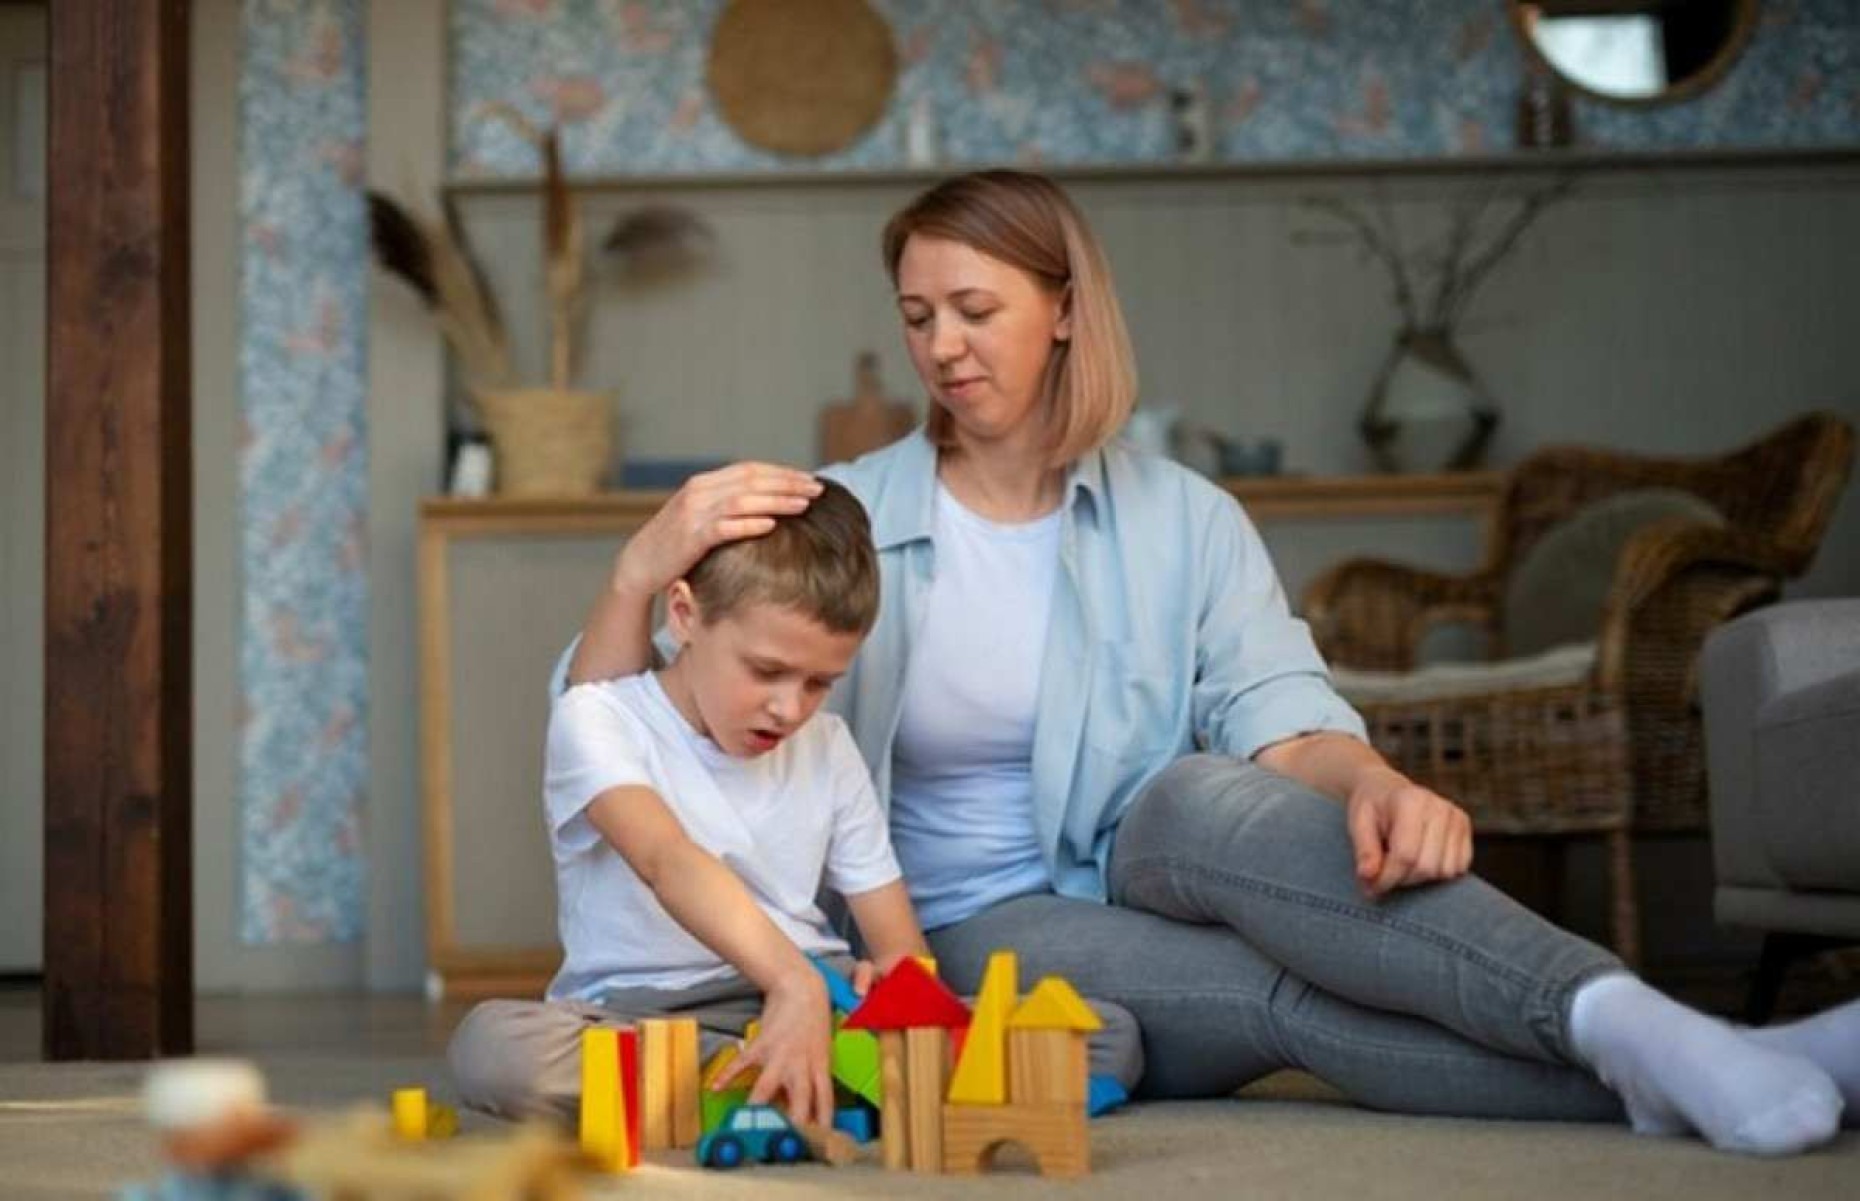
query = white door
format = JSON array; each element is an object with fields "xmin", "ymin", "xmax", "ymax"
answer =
[{"xmin": 0, "ymin": 7, "xmax": 46, "ymax": 973}]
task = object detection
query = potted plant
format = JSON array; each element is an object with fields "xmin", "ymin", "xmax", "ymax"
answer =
[
  {"xmin": 1297, "ymin": 175, "xmax": 1574, "ymax": 473},
  {"xmin": 367, "ymin": 108, "xmax": 713, "ymax": 496}
]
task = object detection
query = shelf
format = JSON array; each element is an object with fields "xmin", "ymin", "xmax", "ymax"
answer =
[
  {"xmin": 421, "ymin": 469, "xmax": 1506, "ymax": 530},
  {"xmin": 443, "ymin": 146, "xmax": 1860, "ymax": 197}
]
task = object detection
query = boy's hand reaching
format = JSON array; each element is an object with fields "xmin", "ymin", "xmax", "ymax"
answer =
[{"xmin": 716, "ymin": 966, "xmax": 837, "ymax": 1129}]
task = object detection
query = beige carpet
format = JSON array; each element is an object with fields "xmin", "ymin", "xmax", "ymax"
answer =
[{"xmin": 2, "ymin": 1055, "xmax": 1855, "ymax": 1200}]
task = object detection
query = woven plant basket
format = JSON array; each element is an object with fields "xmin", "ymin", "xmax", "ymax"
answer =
[{"xmin": 478, "ymin": 388, "xmax": 613, "ymax": 496}]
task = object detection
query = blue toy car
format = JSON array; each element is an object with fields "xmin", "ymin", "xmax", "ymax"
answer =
[{"xmin": 695, "ymin": 1103, "xmax": 812, "ymax": 1170}]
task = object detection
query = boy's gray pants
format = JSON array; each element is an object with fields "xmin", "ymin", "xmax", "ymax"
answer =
[{"xmin": 447, "ymin": 953, "xmax": 1144, "ymax": 1121}]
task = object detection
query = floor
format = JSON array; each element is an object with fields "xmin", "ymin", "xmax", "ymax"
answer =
[{"xmin": 1, "ymin": 960, "xmax": 1855, "ymax": 1200}]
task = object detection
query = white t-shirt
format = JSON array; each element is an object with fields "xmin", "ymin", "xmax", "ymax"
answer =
[
  {"xmin": 888, "ymin": 481, "xmax": 1060, "ymax": 930},
  {"xmin": 544, "ymin": 672, "xmax": 902, "ymax": 1000}
]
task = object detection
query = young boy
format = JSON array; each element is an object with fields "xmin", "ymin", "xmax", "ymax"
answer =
[
  {"xmin": 542, "ymin": 479, "xmax": 919, "ymax": 1128},
  {"xmin": 449, "ymin": 481, "xmax": 1142, "ymax": 1126}
]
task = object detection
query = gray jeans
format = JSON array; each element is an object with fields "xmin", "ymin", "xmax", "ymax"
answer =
[
  {"xmin": 923, "ymin": 754, "xmax": 1626, "ymax": 1120},
  {"xmin": 448, "ymin": 953, "xmax": 1145, "ymax": 1121}
]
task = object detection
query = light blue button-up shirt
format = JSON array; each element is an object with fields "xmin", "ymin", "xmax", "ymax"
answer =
[
  {"xmin": 814, "ymin": 431, "xmax": 1366, "ymax": 906},
  {"xmin": 553, "ymin": 431, "xmax": 1367, "ymax": 911}
]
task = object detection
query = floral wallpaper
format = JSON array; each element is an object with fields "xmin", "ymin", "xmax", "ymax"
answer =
[
  {"xmin": 237, "ymin": 0, "xmax": 369, "ymax": 944},
  {"xmin": 450, "ymin": 0, "xmax": 1860, "ymax": 176},
  {"xmin": 234, "ymin": 0, "xmax": 1855, "ymax": 945}
]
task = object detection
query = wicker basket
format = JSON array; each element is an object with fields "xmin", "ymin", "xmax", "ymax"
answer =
[{"xmin": 477, "ymin": 388, "xmax": 613, "ymax": 496}]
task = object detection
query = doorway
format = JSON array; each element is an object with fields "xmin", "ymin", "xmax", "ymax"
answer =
[{"xmin": 0, "ymin": 3, "xmax": 46, "ymax": 974}]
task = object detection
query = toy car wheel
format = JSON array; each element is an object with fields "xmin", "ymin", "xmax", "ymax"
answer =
[
  {"xmin": 771, "ymin": 1131, "xmax": 807, "ymax": 1164},
  {"xmin": 706, "ymin": 1135, "xmax": 746, "ymax": 1169}
]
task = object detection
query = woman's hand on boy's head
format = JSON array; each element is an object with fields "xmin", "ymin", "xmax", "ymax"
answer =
[{"xmin": 611, "ymin": 462, "xmax": 824, "ymax": 598}]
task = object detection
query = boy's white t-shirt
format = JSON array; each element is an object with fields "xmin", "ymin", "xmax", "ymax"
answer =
[{"xmin": 544, "ymin": 672, "xmax": 901, "ymax": 1001}]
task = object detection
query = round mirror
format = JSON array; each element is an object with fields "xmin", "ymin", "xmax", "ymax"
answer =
[{"xmin": 1509, "ymin": 0, "xmax": 1759, "ymax": 106}]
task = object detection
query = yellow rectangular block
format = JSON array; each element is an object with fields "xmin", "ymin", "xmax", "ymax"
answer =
[
  {"xmin": 580, "ymin": 1027, "xmax": 629, "ymax": 1172},
  {"xmin": 640, "ymin": 1018, "xmax": 673, "ymax": 1151},
  {"xmin": 391, "ymin": 1087, "xmax": 427, "ymax": 1140},
  {"xmin": 669, "ymin": 1018, "xmax": 701, "ymax": 1148}
]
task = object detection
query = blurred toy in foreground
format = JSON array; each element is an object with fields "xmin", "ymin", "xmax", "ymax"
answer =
[{"xmin": 119, "ymin": 1061, "xmax": 576, "ymax": 1201}]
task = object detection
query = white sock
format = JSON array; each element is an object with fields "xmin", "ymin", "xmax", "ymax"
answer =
[
  {"xmin": 1567, "ymin": 972, "xmax": 1843, "ymax": 1155},
  {"xmin": 1742, "ymin": 997, "xmax": 1860, "ymax": 1129}
]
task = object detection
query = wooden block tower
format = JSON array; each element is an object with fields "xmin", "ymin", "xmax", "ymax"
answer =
[{"xmin": 841, "ymin": 956, "xmax": 972, "ymax": 1174}]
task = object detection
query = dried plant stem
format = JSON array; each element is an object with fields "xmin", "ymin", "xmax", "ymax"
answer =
[
  {"xmin": 1303, "ymin": 194, "xmax": 1419, "ymax": 327},
  {"xmin": 1445, "ymin": 176, "xmax": 1575, "ymax": 327},
  {"xmin": 482, "ymin": 102, "xmax": 587, "ymax": 393},
  {"xmin": 425, "ymin": 206, "xmax": 514, "ymax": 394},
  {"xmin": 1298, "ymin": 174, "xmax": 1575, "ymax": 334}
]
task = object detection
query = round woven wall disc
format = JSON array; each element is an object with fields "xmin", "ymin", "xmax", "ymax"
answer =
[{"xmin": 707, "ymin": 0, "xmax": 898, "ymax": 157}]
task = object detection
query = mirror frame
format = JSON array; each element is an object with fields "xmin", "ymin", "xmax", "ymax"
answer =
[{"xmin": 1506, "ymin": 0, "xmax": 1762, "ymax": 109}]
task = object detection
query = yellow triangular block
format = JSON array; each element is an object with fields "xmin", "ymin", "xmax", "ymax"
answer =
[
  {"xmin": 1008, "ymin": 976, "xmax": 1103, "ymax": 1032},
  {"xmin": 946, "ymin": 949, "xmax": 1016, "ymax": 1105}
]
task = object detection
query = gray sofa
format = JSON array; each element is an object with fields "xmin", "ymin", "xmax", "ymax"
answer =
[{"xmin": 1701, "ymin": 599, "xmax": 1860, "ymax": 1021}]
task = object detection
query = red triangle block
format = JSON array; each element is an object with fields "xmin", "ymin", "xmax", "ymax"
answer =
[{"xmin": 843, "ymin": 956, "xmax": 971, "ymax": 1032}]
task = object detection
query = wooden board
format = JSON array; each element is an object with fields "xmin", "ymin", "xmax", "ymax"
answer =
[{"xmin": 42, "ymin": 0, "xmax": 193, "ymax": 1060}]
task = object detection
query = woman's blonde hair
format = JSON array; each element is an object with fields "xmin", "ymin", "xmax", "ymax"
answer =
[{"xmin": 881, "ymin": 170, "xmax": 1137, "ymax": 468}]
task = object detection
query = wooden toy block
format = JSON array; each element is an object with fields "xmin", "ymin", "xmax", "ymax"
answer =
[
  {"xmin": 947, "ymin": 949, "xmax": 1017, "ymax": 1105},
  {"xmin": 640, "ymin": 1017, "xmax": 673, "ymax": 1150},
  {"xmin": 273, "ymin": 1111, "xmax": 581, "ymax": 1200},
  {"xmin": 831, "ymin": 1025, "xmax": 883, "ymax": 1108},
  {"xmin": 1009, "ymin": 1028, "xmax": 1088, "ymax": 1105},
  {"xmin": 877, "ymin": 1029, "xmax": 908, "ymax": 1171},
  {"xmin": 390, "ymin": 1088, "xmax": 426, "ymax": 1140},
  {"xmin": 904, "ymin": 1027, "xmax": 950, "ymax": 1175},
  {"xmin": 809, "ymin": 953, "xmax": 864, "ymax": 1014},
  {"xmin": 700, "ymin": 1043, "xmax": 752, "ymax": 1135},
  {"xmin": 1007, "ymin": 976, "xmax": 1103, "ymax": 1032},
  {"xmin": 425, "ymin": 1101, "xmax": 458, "ymax": 1139},
  {"xmin": 941, "ymin": 1101, "xmax": 1090, "ymax": 1179},
  {"xmin": 701, "ymin": 1041, "xmax": 744, "ymax": 1090},
  {"xmin": 701, "ymin": 1083, "xmax": 751, "ymax": 1135},
  {"xmin": 842, "ymin": 956, "xmax": 971, "ymax": 1032},
  {"xmin": 579, "ymin": 1027, "xmax": 630, "ymax": 1173},
  {"xmin": 669, "ymin": 1017, "xmax": 701, "ymax": 1148},
  {"xmin": 792, "ymin": 1119, "xmax": 859, "ymax": 1167},
  {"xmin": 833, "ymin": 1104, "xmax": 877, "ymax": 1144},
  {"xmin": 616, "ymin": 1025, "xmax": 642, "ymax": 1167}
]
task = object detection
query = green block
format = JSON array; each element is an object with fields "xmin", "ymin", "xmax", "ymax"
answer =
[
  {"xmin": 831, "ymin": 1027, "xmax": 882, "ymax": 1108},
  {"xmin": 701, "ymin": 1085, "xmax": 750, "ymax": 1134}
]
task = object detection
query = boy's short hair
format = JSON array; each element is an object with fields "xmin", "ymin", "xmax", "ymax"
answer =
[{"xmin": 684, "ymin": 478, "xmax": 879, "ymax": 635}]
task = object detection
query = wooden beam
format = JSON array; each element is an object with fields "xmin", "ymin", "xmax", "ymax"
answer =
[{"xmin": 43, "ymin": 0, "xmax": 193, "ymax": 1059}]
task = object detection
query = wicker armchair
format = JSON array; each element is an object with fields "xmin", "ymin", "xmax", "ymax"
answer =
[{"xmin": 1303, "ymin": 412, "xmax": 1855, "ymax": 964}]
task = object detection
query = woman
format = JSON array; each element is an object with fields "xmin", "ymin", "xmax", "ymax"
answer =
[{"xmin": 548, "ymin": 171, "xmax": 1854, "ymax": 1153}]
